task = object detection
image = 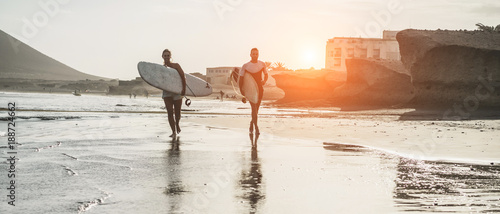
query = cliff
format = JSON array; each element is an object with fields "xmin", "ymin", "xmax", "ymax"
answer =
[
  {"xmin": 397, "ymin": 29, "xmax": 500, "ymax": 109},
  {"xmin": 331, "ymin": 59, "xmax": 414, "ymax": 108},
  {"xmin": 272, "ymin": 70, "xmax": 345, "ymax": 102}
]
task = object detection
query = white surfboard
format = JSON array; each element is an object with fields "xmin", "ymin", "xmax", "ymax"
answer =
[
  {"xmin": 231, "ymin": 69, "xmax": 260, "ymax": 104},
  {"xmin": 137, "ymin": 61, "xmax": 212, "ymax": 97}
]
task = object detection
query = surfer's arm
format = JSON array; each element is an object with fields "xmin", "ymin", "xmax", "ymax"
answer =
[
  {"xmin": 262, "ymin": 71, "xmax": 268, "ymax": 85},
  {"xmin": 260, "ymin": 63, "xmax": 269, "ymax": 85},
  {"xmin": 174, "ymin": 63, "xmax": 186, "ymax": 96}
]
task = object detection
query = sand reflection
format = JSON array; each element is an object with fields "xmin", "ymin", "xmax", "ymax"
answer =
[
  {"xmin": 237, "ymin": 133, "xmax": 265, "ymax": 213},
  {"xmin": 164, "ymin": 137, "xmax": 187, "ymax": 212}
]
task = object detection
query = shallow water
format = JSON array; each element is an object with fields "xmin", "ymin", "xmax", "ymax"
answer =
[
  {"xmin": 0, "ymin": 92, "xmax": 499, "ymax": 213},
  {"xmin": 0, "ymin": 92, "xmax": 326, "ymax": 117}
]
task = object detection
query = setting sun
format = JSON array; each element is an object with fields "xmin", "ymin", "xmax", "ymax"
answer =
[
  {"xmin": 303, "ymin": 50, "xmax": 316, "ymax": 63},
  {"xmin": 295, "ymin": 46, "xmax": 323, "ymax": 70}
]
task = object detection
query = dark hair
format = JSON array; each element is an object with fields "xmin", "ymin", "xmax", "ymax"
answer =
[
  {"xmin": 251, "ymin": 48, "xmax": 258, "ymax": 53},
  {"xmin": 162, "ymin": 49, "xmax": 172, "ymax": 63}
]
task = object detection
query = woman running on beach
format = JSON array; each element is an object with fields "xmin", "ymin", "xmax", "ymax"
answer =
[
  {"xmin": 162, "ymin": 49, "xmax": 186, "ymax": 137},
  {"xmin": 239, "ymin": 48, "xmax": 268, "ymax": 134}
]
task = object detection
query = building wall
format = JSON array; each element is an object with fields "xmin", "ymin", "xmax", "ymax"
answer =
[
  {"xmin": 206, "ymin": 67, "xmax": 237, "ymax": 85},
  {"xmin": 325, "ymin": 30, "xmax": 400, "ymax": 72},
  {"xmin": 383, "ymin": 30, "xmax": 398, "ymax": 40}
]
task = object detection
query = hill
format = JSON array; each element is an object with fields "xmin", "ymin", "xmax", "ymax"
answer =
[{"xmin": 0, "ymin": 29, "xmax": 107, "ymax": 81}]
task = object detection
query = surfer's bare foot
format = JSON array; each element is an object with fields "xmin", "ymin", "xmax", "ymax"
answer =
[
  {"xmin": 169, "ymin": 133, "xmax": 177, "ymax": 138},
  {"xmin": 176, "ymin": 124, "xmax": 181, "ymax": 134}
]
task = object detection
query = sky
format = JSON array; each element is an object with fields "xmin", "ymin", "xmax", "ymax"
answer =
[{"xmin": 0, "ymin": 0, "xmax": 499, "ymax": 80}]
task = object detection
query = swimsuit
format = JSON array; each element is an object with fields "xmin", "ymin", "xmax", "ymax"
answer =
[
  {"xmin": 162, "ymin": 90, "xmax": 182, "ymax": 101},
  {"xmin": 240, "ymin": 60, "xmax": 268, "ymax": 101}
]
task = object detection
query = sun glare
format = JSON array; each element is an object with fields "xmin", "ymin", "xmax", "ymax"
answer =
[
  {"xmin": 305, "ymin": 50, "xmax": 315, "ymax": 62},
  {"xmin": 302, "ymin": 49, "xmax": 316, "ymax": 67}
]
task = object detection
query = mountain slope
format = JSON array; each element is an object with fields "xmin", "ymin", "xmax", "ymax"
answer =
[{"xmin": 0, "ymin": 29, "xmax": 106, "ymax": 80}]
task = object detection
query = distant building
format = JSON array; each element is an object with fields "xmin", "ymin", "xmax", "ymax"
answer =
[
  {"xmin": 190, "ymin": 72, "xmax": 207, "ymax": 81},
  {"xmin": 325, "ymin": 30, "xmax": 400, "ymax": 72},
  {"xmin": 206, "ymin": 67, "xmax": 238, "ymax": 85}
]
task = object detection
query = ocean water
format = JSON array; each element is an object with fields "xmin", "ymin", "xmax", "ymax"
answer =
[
  {"xmin": 0, "ymin": 92, "xmax": 499, "ymax": 213},
  {"xmin": 0, "ymin": 92, "xmax": 325, "ymax": 118}
]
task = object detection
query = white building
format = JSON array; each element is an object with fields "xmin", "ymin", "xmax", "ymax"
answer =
[
  {"xmin": 325, "ymin": 30, "xmax": 400, "ymax": 72},
  {"xmin": 206, "ymin": 67, "xmax": 237, "ymax": 85}
]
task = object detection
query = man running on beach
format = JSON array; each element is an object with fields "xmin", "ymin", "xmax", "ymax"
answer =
[{"xmin": 239, "ymin": 48, "xmax": 268, "ymax": 134}]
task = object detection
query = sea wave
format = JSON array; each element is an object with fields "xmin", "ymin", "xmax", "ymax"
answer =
[{"xmin": 0, "ymin": 116, "xmax": 83, "ymax": 121}]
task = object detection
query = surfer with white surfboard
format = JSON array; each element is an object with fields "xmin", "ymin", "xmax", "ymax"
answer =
[
  {"xmin": 137, "ymin": 49, "xmax": 212, "ymax": 138},
  {"xmin": 161, "ymin": 49, "xmax": 186, "ymax": 138},
  {"xmin": 238, "ymin": 48, "xmax": 269, "ymax": 135}
]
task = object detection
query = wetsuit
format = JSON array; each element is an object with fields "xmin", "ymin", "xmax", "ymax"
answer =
[{"xmin": 239, "ymin": 60, "xmax": 268, "ymax": 102}]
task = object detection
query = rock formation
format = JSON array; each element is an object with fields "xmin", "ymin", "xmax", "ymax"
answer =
[
  {"xmin": 397, "ymin": 29, "xmax": 500, "ymax": 109},
  {"xmin": 272, "ymin": 71, "xmax": 345, "ymax": 102},
  {"xmin": 331, "ymin": 59, "xmax": 414, "ymax": 108}
]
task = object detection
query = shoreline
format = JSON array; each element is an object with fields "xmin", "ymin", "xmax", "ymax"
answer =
[
  {"xmin": 185, "ymin": 112, "xmax": 500, "ymax": 165},
  {"xmin": 2, "ymin": 91, "xmax": 499, "ymax": 165},
  {"xmin": 1, "ymin": 91, "xmax": 499, "ymax": 213}
]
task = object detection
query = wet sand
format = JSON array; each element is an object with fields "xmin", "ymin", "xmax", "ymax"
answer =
[
  {"xmin": 189, "ymin": 109, "xmax": 500, "ymax": 164},
  {"xmin": 1, "ymin": 107, "xmax": 500, "ymax": 213}
]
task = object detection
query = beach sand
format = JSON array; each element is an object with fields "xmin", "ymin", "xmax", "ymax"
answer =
[
  {"xmin": 1, "ymin": 98, "xmax": 499, "ymax": 213},
  {"xmin": 187, "ymin": 108, "xmax": 500, "ymax": 164}
]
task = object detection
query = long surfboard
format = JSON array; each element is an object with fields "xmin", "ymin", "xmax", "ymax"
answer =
[
  {"xmin": 231, "ymin": 69, "xmax": 260, "ymax": 104},
  {"xmin": 137, "ymin": 61, "xmax": 212, "ymax": 97}
]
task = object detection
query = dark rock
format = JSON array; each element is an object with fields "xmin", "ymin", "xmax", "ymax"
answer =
[
  {"xmin": 397, "ymin": 29, "xmax": 500, "ymax": 109},
  {"xmin": 273, "ymin": 71, "xmax": 345, "ymax": 102},
  {"xmin": 331, "ymin": 59, "xmax": 414, "ymax": 108}
]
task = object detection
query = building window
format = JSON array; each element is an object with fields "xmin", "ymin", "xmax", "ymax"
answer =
[
  {"xmin": 347, "ymin": 48, "xmax": 354, "ymax": 58},
  {"xmin": 334, "ymin": 58, "xmax": 341, "ymax": 67},
  {"xmin": 334, "ymin": 48, "xmax": 341, "ymax": 57},
  {"xmin": 359, "ymin": 48, "xmax": 367, "ymax": 58},
  {"xmin": 373, "ymin": 49, "xmax": 380, "ymax": 59}
]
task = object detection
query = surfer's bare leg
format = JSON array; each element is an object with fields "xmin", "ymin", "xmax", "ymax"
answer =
[
  {"xmin": 163, "ymin": 97, "xmax": 177, "ymax": 137},
  {"xmin": 254, "ymin": 86, "xmax": 263, "ymax": 135},
  {"xmin": 250, "ymin": 103, "xmax": 259, "ymax": 134},
  {"xmin": 254, "ymin": 102, "xmax": 261, "ymax": 134},
  {"xmin": 174, "ymin": 98, "xmax": 182, "ymax": 134},
  {"xmin": 249, "ymin": 120, "xmax": 254, "ymax": 134}
]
